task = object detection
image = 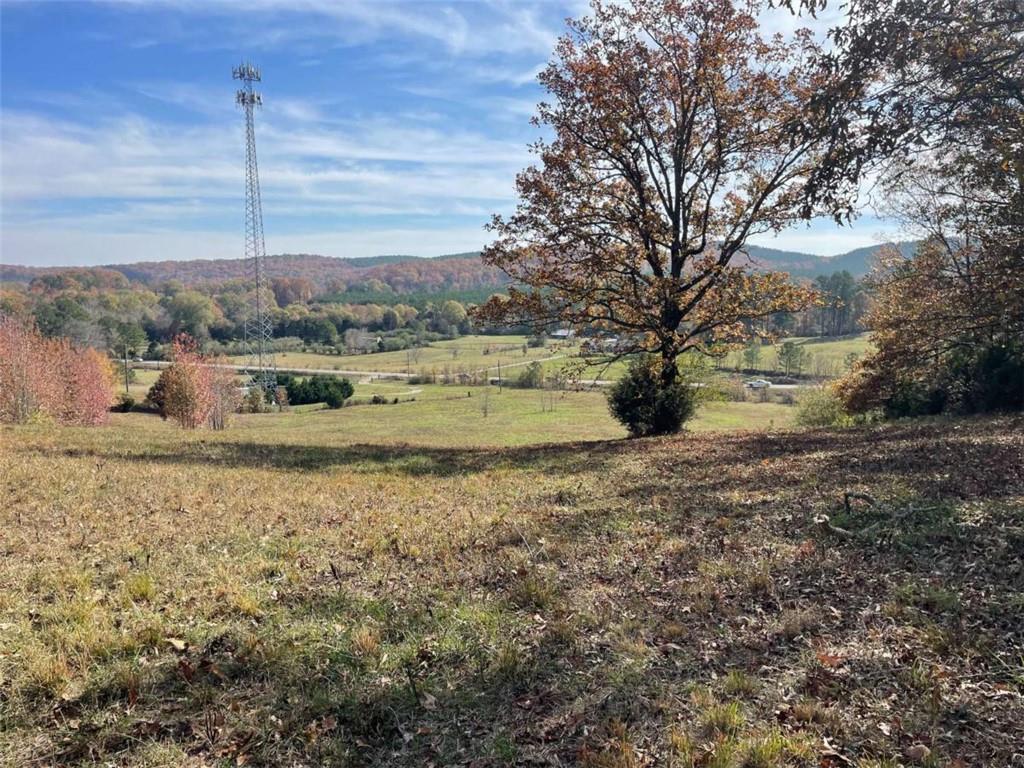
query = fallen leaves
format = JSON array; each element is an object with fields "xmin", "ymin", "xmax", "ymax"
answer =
[{"xmin": 3, "ymin": 414, "xmax": 1022, "ymax": 767}]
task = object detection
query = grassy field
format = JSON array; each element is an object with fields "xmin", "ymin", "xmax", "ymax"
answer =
[
  {"xmin": 220, "ymin": 333, "xmax": 872, "ymax": 387},
  {"xmin": 540, "ymin": 334, "xmax": 873, "ymax": 383},
  {"xmin": 722, "ymin": 334, "xmax": 873, "ymax": 378},
  {"xmin": 232, "ymin": 336, "xmax": 573, "ymax": 376},
  {"xmin": 246, "ymin": 384, "xmax": 796, "ymax": 446},
  {"xmin": 2, "ymin": 413, "xmax": 1021, "ymax": 767},
  {"xmin": 124, "ymin": 368, "xmax": 162, "ymax": 403},
  {"xmin": 124, "ymin": 364, "xmax": 798, "ymax": 441}
]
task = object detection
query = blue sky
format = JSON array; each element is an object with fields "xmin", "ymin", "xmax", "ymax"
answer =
[{"xmin": 1, "ymin": 0, "xmax": 899, "ymax": 267}]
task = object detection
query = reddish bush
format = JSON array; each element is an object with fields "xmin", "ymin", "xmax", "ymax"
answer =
[
  {"xmin": 56, "ymin": 344, "xmax": 116, "ymax": 425},
  {"xmin": 0, "ymin": 317, "xmax": 114, "ymax": 425},
  {"xmin": 207, "ymin": 355, "xmax": 242, "ymax": 430},
  {"xmin": 156, "ymin": 334, "xmax": 240, "ymax": 430}
]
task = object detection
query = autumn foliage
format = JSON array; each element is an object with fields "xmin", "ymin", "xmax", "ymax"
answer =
[
  {"xmin": 836, "ymin": 239, "xmax": 1024, "ymax": 416},
  {"xmin": 0, "ymin": 316, "xmax": 114, "ymax": 425},
  {"xmin": 150, "ymin": 334, "xmax": 241, "ymax": 429},
  {"xmin": 478, "ymin": 0, "xmax": 831, "ymax": 393}
]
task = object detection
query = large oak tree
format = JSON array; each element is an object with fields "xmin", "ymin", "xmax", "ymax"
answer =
[{"xmin": 477, "ymin": 0, "xmax": 836, "ymax": 388}]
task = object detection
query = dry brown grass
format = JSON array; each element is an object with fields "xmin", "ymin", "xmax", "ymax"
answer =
[{"xmin": 1, "ymin": 413, "xmax": 1022, "ymax": 766}]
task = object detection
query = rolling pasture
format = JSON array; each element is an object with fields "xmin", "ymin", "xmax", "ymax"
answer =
[
  {"xmin": 256, "ymin": 383, "xmax": 798, "ymax": 445},
  {"xmin": 233, "ymin": 335, "xmax": 572, "ymax": 377},
  {"xmin": 5, "ymin": 325, "xmax": 1017, "ymax": 768},
  {"xmin": 725, "ymin": 334, "xmax": 873, "ymax": 377},
  {"xmin": 226, "ymin": 333, "xmax": 873, "ymax": 384}
]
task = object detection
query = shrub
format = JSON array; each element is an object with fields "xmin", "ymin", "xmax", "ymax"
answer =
[
  {"xmin": 285, "ymin": 375, "xmax": 353, "ymax": 409},
  {"xmin": 838, "ymin": 341, "xmax": 1024, "ymax": 419},
  {"xmin": 243, "ymin": 388, "xmax": 269, "ymax": 414},
  {"xmin": 948, "ymin": 342, "xmax": 1024, "ymax": 414},
  {"xmin": 151, "ymin": 335, "xmax": 240, "ymax": 429},
  {"xmin": 713, "ymin": 378, "xmax": 748, "ymax": 403},
  {"xmin": 607, "ymin": 355, "xmax": 697, "ymax": 437},
  {"xmin": 773, "ymin": 389, "xmax": 797, "ymax": 405},
  {"xmin": 160, "ymin": 336, "xmax": 214, "ymax": 429},
  {"xmin": 795, "ymin": 387, "xmax": 851, "ymax": 427},
  {"xmin": 274, "ymin": 386, "xmax": 289, "ymax": 410},
  {"xmin": 0, "ymin": 317, "xmax": 114, "ymax": 425},
  {"xmin": 54, "ymin": 345, "xmax": 115, "ymax": 425},
  {"xmin": 207, "ymin": 363, "xmax": 242, "ymax": 430},
  {"xmin": 884, "ymin": 378, "xmax": 946, "ymax": 418},
  {"xmin": 323, "ymin": 381, "xmax": 353, "ymax": 409},
  {"xmin": 145, "ymin": 370, "xmax": 170, "ymax": 417}
]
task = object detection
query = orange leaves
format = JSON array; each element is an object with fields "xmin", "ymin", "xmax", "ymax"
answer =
[
  {"xmin": 57, "ymin": 344, "xmax": 116, "ymax": 425},
  {"xmin": 837, "ymin": 222, "xmax": 1024, "ymax": 414},
  {"xmin": 0, "ymin": 317, "xmax": 114, "ymax": 425},
  {"xmin": 159, "ymin": 333, "xmax": 241, "ymax": 430}
]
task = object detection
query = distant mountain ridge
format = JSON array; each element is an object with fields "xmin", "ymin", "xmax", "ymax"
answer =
[
  {"xmin": 0, "ymin": 243, "xmax": 917, "ymax": 290},
  {"xmin": 738, "ymin": 241, "xmax": 918, "ymax": 277}
]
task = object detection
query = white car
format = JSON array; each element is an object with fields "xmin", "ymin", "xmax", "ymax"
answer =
[{"xmin": 745, "ymin": 379, "xmax": 772, "ymax": 389}]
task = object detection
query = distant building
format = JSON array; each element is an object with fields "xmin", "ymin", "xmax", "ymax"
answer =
[{"xmin": 550, "ymin": 328, "xmax": 576, "ymax": 339}]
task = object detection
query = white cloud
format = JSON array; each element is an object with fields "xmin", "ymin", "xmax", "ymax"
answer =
[
  {"xmin": 1, "ymin": 0, "xmax": 882, "ymax": 268},
  {"xmin": 0, "ymin": 105, "xmax": 528, "ymax": 218},
  {"xmin": 104, "ymin": 0, "xmax": 562, "ymax": 57}
]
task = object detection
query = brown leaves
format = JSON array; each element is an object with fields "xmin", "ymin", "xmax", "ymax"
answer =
[
  {"xmin": 477, "ymin": 0, "xmax": 834, "ymax": 359},
  {"xmin": 904, "ymin": 743, "xmax": 932, "ymax": 763},
  {"xmin": 0, "ymin": 317, "xmax": 116, "ymax": 425}
]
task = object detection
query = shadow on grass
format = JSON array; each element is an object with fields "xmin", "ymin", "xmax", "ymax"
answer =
[
  {"xmin": 14, "ymin": 416, "xmax": 1024, "ymax": 766},
  {"xmin": 48, "ymin": 587, "xmax": 587, "ymax": 767},
  {"xmin": 40, "ymin": 438, "xmax": 636, "ymax": 477},
  {"xmin": 47, "ymin": 491, "xmax": 1023, "ymax": 767},
  {"xmin": 21, "ymin": 414, "xmax": 1024, "ymax": 489}
]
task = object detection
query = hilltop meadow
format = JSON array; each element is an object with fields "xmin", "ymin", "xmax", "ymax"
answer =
[{"xmin": 2, "ymin": 404, "xmax": 1022, "ymax": 767}]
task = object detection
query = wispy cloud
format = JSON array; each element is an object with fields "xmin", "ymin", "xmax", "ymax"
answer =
[
  {"xmin": 1, "ymin": 0, "xmax": 879, "ymax": 268},
  {"xmin": 103, "ymin": 0, "xmax": 563, "ymax": 56},
  {"xmin": 0, "ymin": 100, "xmax": 528, "ymax": 249}
]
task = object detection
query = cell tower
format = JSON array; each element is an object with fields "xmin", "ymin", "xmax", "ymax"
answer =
[{"xmin": 233, "ymin": 61, "xmax": 276, "ymax": 396}]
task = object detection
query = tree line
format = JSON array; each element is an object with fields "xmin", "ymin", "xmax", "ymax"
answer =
[{"xmin": 0, "ymin": 276, "xmax": 477, "ymax": 360}]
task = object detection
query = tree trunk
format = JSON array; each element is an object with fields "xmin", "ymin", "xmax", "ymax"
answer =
[{"xmin": 660, "ymin": 350, "xmax": 679, "ymax": 389}]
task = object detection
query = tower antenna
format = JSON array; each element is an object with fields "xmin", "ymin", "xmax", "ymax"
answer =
[{"xmin": 233, "ymin": 61, "xmax": 276, "ymax": 399}]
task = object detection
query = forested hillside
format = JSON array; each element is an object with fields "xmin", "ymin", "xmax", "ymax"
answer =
[
  {"xmin": 0, "ymin": 252, "xmax": 504, "ymax": 295},
  {"xmin": 0, "ymin": 242, "xmax": 916, "ymax": 291}
]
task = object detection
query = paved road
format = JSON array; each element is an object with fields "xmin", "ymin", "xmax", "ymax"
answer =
[
  {"xmin": 135, "ymin": 360, "xmax": 804, "ymax": 390},
  {"xmin": 482, "ymin": 353, "xmax": 566, "ymax": 372},
  {"xmin": 136, "ymin": 352, "xmax": 570, "ymax": 382}
]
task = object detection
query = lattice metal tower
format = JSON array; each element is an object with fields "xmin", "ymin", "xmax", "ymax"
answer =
[{"xmin": 233, "ymin": 61, "xmax": 276, "ymax": 396}]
